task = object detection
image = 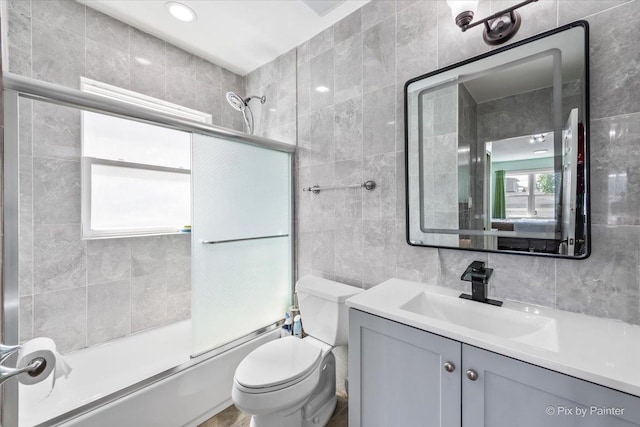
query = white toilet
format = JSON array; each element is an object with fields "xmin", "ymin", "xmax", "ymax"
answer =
[{"xmin": 231, "ymin": 276, "xmax": 363, "ymax": 427}]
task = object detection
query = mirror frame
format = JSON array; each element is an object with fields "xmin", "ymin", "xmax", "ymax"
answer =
[{"xmin": 403, "ymin": 21, "xmax": 591, "ymax": 259}]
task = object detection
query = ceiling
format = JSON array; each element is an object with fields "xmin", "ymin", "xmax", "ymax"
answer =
[
  {"xmin": 81, "ymin": 0, "xmax": 369, "ymax": 76},
  {"xmin": 489, "ymin": 133, "xmax": 555, "ymax": 163}
]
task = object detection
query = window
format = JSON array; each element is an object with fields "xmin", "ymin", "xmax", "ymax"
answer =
[
  {"xmin": 505, "ymin": 169, "xmax": 555, "ymax": 219},
  {"xmin": 81, "ymin": 78, "xmax": 212, "ymax": 238}
]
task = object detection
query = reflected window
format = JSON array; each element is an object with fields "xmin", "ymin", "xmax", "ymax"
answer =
[{"xmin": 504, "ymin": 169, "xmax": 554, "ymax": 218}]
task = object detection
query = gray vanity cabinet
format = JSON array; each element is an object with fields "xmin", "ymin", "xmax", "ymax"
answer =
[
  {"xmin": 462, "ymin": 345, "xmax": 640, "ymax": 427},
  {"xmin": 349, "ymin": 309, "xmax": 640, "ymax": 427},
  {"xmin": 348, "ymin": 309, "xmax": 462, "ymax": 427}
]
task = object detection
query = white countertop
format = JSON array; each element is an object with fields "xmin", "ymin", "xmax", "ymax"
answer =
[{"xmin": 346, "ymin": 278, "xmax": 640, "ymax": 398}]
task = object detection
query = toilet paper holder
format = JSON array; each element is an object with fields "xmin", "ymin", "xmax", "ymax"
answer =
[{"xmin": 0, "ymin": 344, "xmax": 47, "ymax": 386}]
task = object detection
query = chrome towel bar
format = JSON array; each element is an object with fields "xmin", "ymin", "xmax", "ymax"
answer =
[
  {"xmin": 201, "ymin": 234, "xmax": 289, "ymax": 244},
  {"xmin": 303, "ymin": 180, "xmax": 376, "ymax": 195}
]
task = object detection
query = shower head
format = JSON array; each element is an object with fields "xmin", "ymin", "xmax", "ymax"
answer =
[
  {"xmin": 225, "ymin": 91, "xmax": 267, "ymax": 135},
  {"xmin": 225, "ymin": 91, "xmax": 246, "ymax": 111}
]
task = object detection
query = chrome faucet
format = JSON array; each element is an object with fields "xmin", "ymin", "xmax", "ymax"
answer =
[{"xmin": 459, "ymin": 261, "xmax": 503, "ymax": 307}]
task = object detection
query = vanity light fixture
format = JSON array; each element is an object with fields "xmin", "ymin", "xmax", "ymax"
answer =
[
  {"xmin": 533, "ymin": 149, "xmax": 548, "ymax": 154},
  {"xmin": 446, "ymin": 0, "xmax": 538, "ymax": 45},
  {"xmin": 165, "ymin": 2, "xmax": 197, "ymax": 22},
  {"xmin": 315, "ymin": 86, "xmax": 330, "ymax": 93}
]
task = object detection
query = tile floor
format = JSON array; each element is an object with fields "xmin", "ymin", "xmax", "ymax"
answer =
[{"xmin": 199, "ymin": 392, "xmax": 348, "ymax": 427}]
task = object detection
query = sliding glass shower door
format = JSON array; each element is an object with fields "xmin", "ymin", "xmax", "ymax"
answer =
[
  {"xmin": 191, "ymin": 134, "xmax": 292, "ymax": 355},
  {"xmin": 2, "ymin": 75, "xmax": 294, "ymax": 425}
]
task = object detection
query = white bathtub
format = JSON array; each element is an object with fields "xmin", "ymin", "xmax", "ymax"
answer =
[{"xmin": 19, "ymin": 320, "xmax": 278, "ymax": 427}]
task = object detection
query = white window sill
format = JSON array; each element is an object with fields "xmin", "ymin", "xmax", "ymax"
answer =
[{"xmin": 82, "ymin": 230, "xmax": 191, "ymax": 240}]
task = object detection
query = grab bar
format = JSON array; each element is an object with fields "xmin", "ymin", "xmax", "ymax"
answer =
[
  {"xmin": 201, "ymin": 234, "xmax": 289, "ymax": 244},
  {"xmin": 303, "ymin": 180, "xmax": 376, "ymax": 194}
]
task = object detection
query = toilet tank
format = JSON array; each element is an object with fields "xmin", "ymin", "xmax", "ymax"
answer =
[{"xmin": 295, "ymin": 276, "xmax": 363, "ymax": 346}]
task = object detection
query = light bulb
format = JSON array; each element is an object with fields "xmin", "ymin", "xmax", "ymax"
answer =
[{"xmin": 446, "ymin": 0, "xmax": 479, "ymax": 23}]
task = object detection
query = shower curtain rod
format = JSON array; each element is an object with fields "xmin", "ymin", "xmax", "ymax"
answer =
[{"xmin": 2, "ymin": 72, "xmax": 296, "ymax": 154}]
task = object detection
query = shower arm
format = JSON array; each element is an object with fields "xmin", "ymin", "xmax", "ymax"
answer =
[{"xmin": 244, "ymin": 95, "xmax": 266, "ymax": 105}]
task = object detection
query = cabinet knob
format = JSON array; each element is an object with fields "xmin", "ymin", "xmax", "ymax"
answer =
[
  {"xmin": 466, "ymin": 369, "xmax": 478, "ymax": 381},
  {"xmin": 444, "ymin": 362, "xmax": 456, "ymax": 373}
]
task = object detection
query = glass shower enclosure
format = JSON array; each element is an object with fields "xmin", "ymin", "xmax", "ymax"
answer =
[{"xmin": 1, "ymin": 73, "xmax": 294, "ymax": 426}]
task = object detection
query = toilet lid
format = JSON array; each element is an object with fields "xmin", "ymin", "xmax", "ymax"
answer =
[{"xmin": 235, "ymin": 336, "xmax": 322, "ymax": 390}]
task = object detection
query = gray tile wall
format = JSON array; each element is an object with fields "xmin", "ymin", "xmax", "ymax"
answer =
[
  {"xmin": 244, "ymin": 49, "xmax": 297, "ymax": 144},
  {"xmin": 458, "ymin": 83, "xmax": 484, "ymax": 247},
  {"xmin": 294, "ymin": 0, "xmax": 640, "ymax": 327},
  {"xmin": 6, "ymin": 0, "xmax": 640, "ymax": 353},
  {"xmin": 421, "ymin": 87, "xmax": 459, "ymax": 247},
  {"xmin": 476, "ymin": 82, "xmax": 582, "ymax": 142},
  {"xmin": 6, "ymin": 0, "xmax": 245, "ymax": 353}
]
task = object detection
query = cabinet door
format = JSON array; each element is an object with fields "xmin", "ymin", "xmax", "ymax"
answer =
[
  {"xmin": 349, "ymin": 309, "xmax": 461, "ymax": 427},
  {"xmin": 462, "ymin": 344, "xmax": 640, "ymax": 427}
]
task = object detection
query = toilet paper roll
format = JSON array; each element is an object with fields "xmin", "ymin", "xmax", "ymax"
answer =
[{"xmin": 17, "ymin": 338, "xmax": 72, "ymax": 390}]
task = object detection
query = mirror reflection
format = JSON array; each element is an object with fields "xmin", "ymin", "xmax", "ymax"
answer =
[{"xmin": 405, "ymin": 23, "xmax": 589, "ymax": 258}]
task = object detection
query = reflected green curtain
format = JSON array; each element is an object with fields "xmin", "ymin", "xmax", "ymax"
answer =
[{"xmin": 493, "ymin": 170, "xmax": 506, "ymax": 219}]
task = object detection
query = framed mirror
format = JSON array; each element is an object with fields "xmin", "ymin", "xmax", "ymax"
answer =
[{"xmin": 405, "ymin": 22, "xmax": 589, "ymax": 258}]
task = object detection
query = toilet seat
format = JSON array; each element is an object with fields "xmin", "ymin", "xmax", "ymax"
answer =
[{"xmin": 235, "ymin": 336, "xmax": 322, "ymax": 394}]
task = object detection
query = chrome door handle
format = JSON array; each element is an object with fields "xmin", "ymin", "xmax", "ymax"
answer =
[
  {"xmin": 466, "ymin": 369, "xmax": 478, "ymax": 381},
  {"xmin": 444, "ymin": 361, "xmax": 456, "ymax": 373},
  {"xmin": 201, "ymin": 234, "xmax": 288, "ymax": 244}
]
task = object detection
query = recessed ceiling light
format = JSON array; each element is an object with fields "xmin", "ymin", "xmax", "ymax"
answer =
[
  {"xmin": 533, "ymin": 149, "xmax": 548, "ymax": 154},
  {"xmin": 166, "ymin": 2, "xmax": 197, "ymax": 22},
  {"xmin": 315, "ymin": 86, "xmax": 330, "ymax": 93}
]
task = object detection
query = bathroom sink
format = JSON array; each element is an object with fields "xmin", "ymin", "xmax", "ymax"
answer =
[{"xmin": 400, "ymin": 291, "xmax": 559, "ymax": 351}]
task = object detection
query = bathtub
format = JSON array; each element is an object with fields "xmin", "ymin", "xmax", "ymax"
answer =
[{"xmin": 19, "ymin": 320, "xmax": 279, "ymax": 427}]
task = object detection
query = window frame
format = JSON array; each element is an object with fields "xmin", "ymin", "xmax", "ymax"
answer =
[
  {"xmin": 81, "ymin": 157, "xmax": 192, "ymax": 238},
  {"xmin": 80, "ymin": 78, "xmax": 211, "ymax": 239}
]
